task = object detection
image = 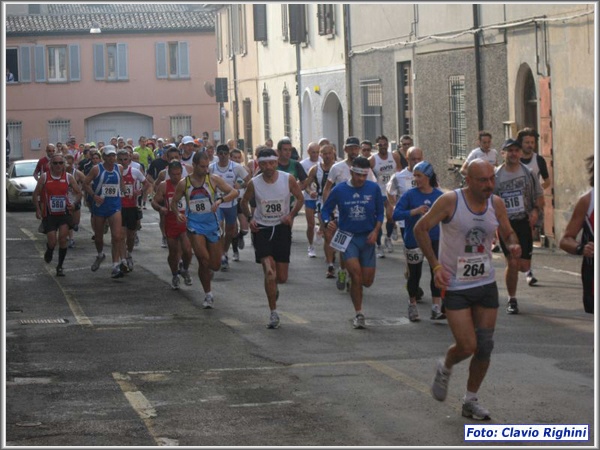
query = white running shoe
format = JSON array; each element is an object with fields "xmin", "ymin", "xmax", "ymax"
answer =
[
  {"xmin": 308, "ymin": 245, "xmax": 316, "ymax": 258},
  {"xmin": 202, "ymin": 293, "xmax": 214, "ymax": 309}
]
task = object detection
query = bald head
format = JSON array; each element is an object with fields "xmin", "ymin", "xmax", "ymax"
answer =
[
  {"xmin": 407, "ymin": 146, "xmax": 424, "ymax": 170},
  {"xmin": 467, "ymin": 158, "xmax": 494, "ymax": 178},
  {"xmin": 306, "ymin": 141, "xmax": 320, "ymax": 161}
]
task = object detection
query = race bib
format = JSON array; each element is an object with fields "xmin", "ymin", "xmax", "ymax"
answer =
[
  {"xmin": 501, "ymin": 190, "xmax": 525, "ymax": 215},
  {"xmin": 405, "ymin": 247, "xmax": 424, "ymax": 265},
  {"xmin": 123, "ymin": 183, "xmax": 134, "ymax": 198},
  {"xmin": 330, "ymin": 229, "xmax": 353, "ymax": 253},
  {"xmin": 189, "ymin": 197, "xmax": 212, "ymax": 214},
  {"xmin": 262, "ymin": 200, "xmax": 285, "ymax": 218},
  {"xmin": 457, "ymin": 255, "xmax": 490, "ymax": 282},
  {"xmin": 49, "ymin": 196, "xmax": 67, "ymax": 213},
  {"xmin": 102, "ymin": 184, "xmax": 119, "ymax": 197}
]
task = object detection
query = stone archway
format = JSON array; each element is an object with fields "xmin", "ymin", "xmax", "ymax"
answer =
[{"xmin": 322, "ymin": 91, "xmax": 343, "ymax": 158}]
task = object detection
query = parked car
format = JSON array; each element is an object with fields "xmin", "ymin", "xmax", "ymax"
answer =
[{"xmin": 6, "ymin": 159, "xmax": 37, "ymax": 209}]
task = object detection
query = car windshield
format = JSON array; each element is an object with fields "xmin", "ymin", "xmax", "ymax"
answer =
[{"xmin": 12, "ymin": 162, "xmax": 37, "ymax": 178}]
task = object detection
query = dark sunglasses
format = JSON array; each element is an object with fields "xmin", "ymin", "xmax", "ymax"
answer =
[{"xmin": 52, "ymin": 161, "xmax": 64, "ymax": 165}]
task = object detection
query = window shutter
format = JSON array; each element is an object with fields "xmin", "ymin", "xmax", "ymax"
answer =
[
  {"xmin": 34, "ymin": 45, "xmax": 46, "ymax": 82},
  {"xmin": 178, "ymin": 42, "xmax": 189, "ymax": 78},
  {"xmin": 317, "ymin": 5, "xmax": 326, "ymax": 35},
  {"xmin": 156, "ymin": 42, "xmax": 167, "ymax": 79},
  {"xmin": 253, "ymin": 5, "xmax": 267, "ymax": 41},
  {"xmin": 68, "ymin": 44, "xmax": 80, "ymax": 81},
  {"xmin": 289, "ymin": 5, "xmax": 307, "ymax": 44},
  {"xmin": 117, "ymin": 43, "xmax": 128, "ymax": 80},
  {"xmin": 93, "ymin": 43, "xmax": 105, "ymax": 80},
  {"xmin": 19, "ymin": 46, "xmax": 32, "ymax": 82}
]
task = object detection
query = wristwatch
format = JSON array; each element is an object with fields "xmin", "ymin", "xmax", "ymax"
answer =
[{"xmin": 576, "ymin": 243, "xmax": 584, "ymax": 255}]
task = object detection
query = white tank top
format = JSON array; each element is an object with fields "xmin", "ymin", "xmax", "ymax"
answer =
[
  {"xmin": 439, "ymin": 190, "xmax": 498, "ymax": 291},
  {"xmin": 522, "ymin": 154, "xmax": 540, "ymax": 179},
  {"xmin": 372, "ymin": 151, "xmax": 396, "ymax": 193},
  {"xmin": 253, "ymin": 171, "xmax": 291, "ymax": 226}
]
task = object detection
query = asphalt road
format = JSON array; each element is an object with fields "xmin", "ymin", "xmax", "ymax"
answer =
[{"xmin": 5, "ymin": 206, "xmax": 595, "ymax": 446}]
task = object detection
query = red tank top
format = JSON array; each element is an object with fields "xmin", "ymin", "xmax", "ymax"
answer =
[
  {"xmin": 44, "ymin": 172, "xmax": 70, "ymax": 216},
  {"xmin": 121, "ymin": 166, "xmax": 138, "ymax": 208},
  {"xmin": 165, "ymin": 179, "xmax": 187, "ymax": 232}
]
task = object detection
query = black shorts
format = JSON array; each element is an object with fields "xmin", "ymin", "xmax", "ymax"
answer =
[
  {"xmin": 41, "ymin": 214, "xmax": 73, "ymax": 233},
  {"xmin": 500, "ymin": 217, "xmax": 533, "ymax": 260},
  {"xmin": 444, "ymin": 282, "xmax": 499, "ymax": 310},
  {"xmin": 252, "ymin": 223, "xmax": 292, "ymax": 264},
  {"xmin": 121, "ymin": 207, "xmax": 139, "ymax": 231}
]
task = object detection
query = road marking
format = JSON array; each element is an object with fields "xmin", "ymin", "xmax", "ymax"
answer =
[
  {"xmin": 20, "ymin": 227, "xmax": 93, "ymax": 328},
  {"xmin": 229, "ymin": 400, "xmax": 294, "ymax": 408},
  {"xmin": 539, "ymin": 265, "xmax": 579, "ymax": 277},
  {"xmin": 279, "ymin": 311, "xmax": 309, "ymax": 324},
  {"xmin": 220, "ymin": 318, "xmax": 244, "ymax": 327}
]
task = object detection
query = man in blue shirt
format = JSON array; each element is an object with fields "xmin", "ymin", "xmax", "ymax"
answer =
[{"xmin": 321, "ymin": 156, "xmax": 384, "ymax": 329}]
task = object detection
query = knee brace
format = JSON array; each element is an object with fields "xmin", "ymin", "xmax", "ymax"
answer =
[{"xmin": 474, "ymin": 328, "xmax": 495, "ymax": 361}]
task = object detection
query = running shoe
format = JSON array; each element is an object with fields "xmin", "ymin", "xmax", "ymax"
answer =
[
  {"xmin": 68, "ymin": 239, "xmax": 75, "ymax": 249},
  {"xmin": 238, "ymin": 233, "xmax": 245, "ymax": 250},
  {"xmin": 56, "ymin": 266, "xmax": 65, "ymax": 277},
  {"xmin": 376, "ymin": 245, "xmax": 385, "ymax": 258},
  {"xmin": 221, "ymin": 254, "xmax": 229, "ymax": 271},
  {"xmin": 431, "ymin": 359, "xmax": 451, "ymax": 401},
  {"xmin": 120, "ymin": 261, "xmax": 129, "ymax": 274},
  {"xmin": 506, "ymin": 298, "xmax": 519, "ymax": 314},
  {"xmin": 232, "ymin": 251, "xmax": 240, "ymax": 262},
  {"xmin": 336, "ymin": 270, "xmax": 347, "ymax": 291},
  {"xmin": 267, "ymin": 311, "xmax": 280, "ymax": 329},
  {"xmin": 44, "ymin": 248, "xmax": 53, "ymax": 263},
  {"xmin": 352, "ymin": 313, "xmax": 366, "ymax": 329},
  {"xmin": 126, "ymin": 256, "xmax": 134, "ymax": 272},
  {"xmin": 171, "ymin": 275, "xmax": 180, "ymax": 290},
  {"xmin": 430, "ymin": 309, "xmax": 446, "ymax": 320},
  {"xmin": 408, "ymin": 303, "xmax": 420, "ymax": 322},
  {"xmin": 308, "ymin": 245, "xmax": 316, "ymax": 258},
  {"xmin": 134, "ymin": 233, "xmax": 140, "ymax": 247},
  {"xmin": 326, "ymin": 265, "xmax": 335, "ymax": 279},
  {"xmin": 181, "ymin": 270, "xmax": 192, "ymax": 286},
  {"xmin": 462, "ymin": 399, "xmax": 491, "ymax": 420},
  {"xmin": 314, "ymin": 226, "xmax": 324, "ymax": 245},
  {"xmin": 384, "ymin": 236, "xmax": 393, "ymax": 253},
  {"xmin": 91, "ymin": 254, "xmax": 105, "ymax": 272},
  {"xmin": 202, "ymin": 293, "xmax": 214, "ymax": 309},
  {"xmin": 161, "ymin": 236, "xmax": 167, "ymax": 248},
  {"xmin": 526, "ymin": 271, "xmax": 538, "ymax": 286},
  {"xmin": 111, "ymin": 266, "xmax": 124, "ymax": 279}
]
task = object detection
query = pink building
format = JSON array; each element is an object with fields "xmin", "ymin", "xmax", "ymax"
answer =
[{"xmin": 5, "ymin": 4, "xmax": 220, "ymax": 160}]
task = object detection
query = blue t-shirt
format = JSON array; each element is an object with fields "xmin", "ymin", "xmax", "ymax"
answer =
[
  {"xmin": 321, "ymin": 180, "xmax": 384, "ymax": 235},
  {"xmin": 393, "ymin": 187, "xmax": 443, "ymax": 248}
]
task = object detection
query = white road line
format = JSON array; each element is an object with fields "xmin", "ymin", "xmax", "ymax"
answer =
[
  {"xmin": 539, "ymin": 265, "xmax": 580, "ymax": 277},
  {"xmin": 229, "ymin": 400, "xmax": 294, "ymax": 408}
]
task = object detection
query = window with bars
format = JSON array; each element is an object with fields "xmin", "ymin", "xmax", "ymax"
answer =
[
  {"xmin": 170, "ymin": 116, "xmax": 192, "ymax": 138},
  {"xmin": 283, "ymin": 85, "xmax": 292, "ymax": 140},
  {"xmin": 7, "ymin": 121, "xmax": 23, "ymax": 159},
  {"xmin": 262, "ymin": 86, "xmax": 271, "ymax": 140},
  {"xmin": 317, "ymin": 4, "xmax": 335, "ymax": 36},
  {"xmin": 448, "ymin": 75, "xmax": 467, "ymax": 159},
  {"xmin": 48, "ymin": 120, "xmax": 70, "ymax": 145},
  {"xmin": 281, "ymin": 5, "xmax": 289, "ymax": 41},
  {"xmin": 243, "ymin": 99, "xmax": 253, "ymax": 154},
  {"xmin": 360, "ymin": 79, "xmax": 383, "ymax": 143}
]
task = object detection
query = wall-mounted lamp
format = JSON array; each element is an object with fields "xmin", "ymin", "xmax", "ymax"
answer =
[
  {"xmin": 90, "ymin": 21, "xmax": 101, "ymax": 34},
  {"xmin": 314, "ymin": 85, "xmax": 321, "ymax": 95}
]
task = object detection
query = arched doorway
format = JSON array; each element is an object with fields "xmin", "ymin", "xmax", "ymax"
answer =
[
  {"xmin": 301, "ymin": 90, "xmax": 313, "ymax": 157},
  {"xmin": 515, "ymin": 64, "xmax": 538, "ymax": 131},
  {"xmin": 322, "ymin": 91, "xmax": 343, "ymax": 158}
]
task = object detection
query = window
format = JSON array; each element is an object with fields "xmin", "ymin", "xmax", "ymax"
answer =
[
  {"xmin": 283, "ymin": 85, "xmax": 292, "ymax": 140},
  {"xmin": 48, "ymin": 120, "xmax": 71, "ymax": 145},
  {"xmin": 216, "ymin": 13, "xmax": 223, "ymax": 62},
  {"xmin": 281, "ymin": 5, "xmax": 289, "ymax": 41},
  {"xmin": 6, "ymin": 48, "xmax": 19, "ymax": 83},
  {"xmin": 32, "ymin": 44, "xmax": 80, "ymax": 83},
  {"xmin": 243, "ymin": 98, "xmax": 253, "ymax": 154},
  {"xmin": 317, "ymin": 5, "xmax": 335, "ymax": 36},
  {"xmin": 253, "ymin": 4, "xmax": 267, "ymax": 42},
  {"xmin": 47, "ymin": 46, "xmax": 67, "ymax": 81},
  {"xmin": 228, "ymin": 5, "xmax": 247, "ymax": 57},
  {"xmin": 94, "ymin": 43, "xmax": 128, "ymax": 81},
  {"xmin": 448, "ymin": 75, "xmax": 467, "ymax": 159},
  {"xmin": 360, "ymin": 79, "xmax": 383, "ymax": 142},
  {"xmin": 170, "ymin": 116, "xmax": 192, "ymax": 138},
  {"xmin": 7, "ymin": 121, "xmax": 23, "ymax": 160},
  {"xmin": 156, "ymin": 42, "xmax": 189, "ymax": 79},
  {"xmin": 262, "ymin": 85, "xmax": 271, "ymax": 140},
  {"xmin": 289, "ymin": 4, "xmax": 307, "ymax": 44},
  {"xmin": 397, "ymin": 61, "xmax": 413, "ymax": 136}
]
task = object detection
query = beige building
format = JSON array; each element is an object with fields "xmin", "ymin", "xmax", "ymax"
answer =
[{"xmin": 5, "ymin": 4, "xmax": 220, "ymax": 160}]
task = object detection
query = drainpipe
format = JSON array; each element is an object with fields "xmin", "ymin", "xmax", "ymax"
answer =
[
  {"xmin": 343, "ymin": 4, "xmax": 353, "ymax": 137},
  {"xmin": 232, "ymin": 52, "xmax": 239, "ymax": 143},
  {"xmin": 296, "ymin": 43, "xmax": 303, "ymax": 153},
  {"xmin": 473, "ymin": 4, "xmax": 484, "ymax": 131}
]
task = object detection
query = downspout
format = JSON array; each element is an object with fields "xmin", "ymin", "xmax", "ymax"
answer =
[
  {"xmin": 296, "ymin": 43, "xmax": 302, "ymax": 152},
  {"xmin": 232, "ymin": 52, "xmax": 239, "ymax": 143},
  {"xmin": 343, "ymin": 4, "xmax": 353, "ymax": 137},
  {"xmin": 473, "ymin": 4, "xmax": 484, "ymax": 131}
]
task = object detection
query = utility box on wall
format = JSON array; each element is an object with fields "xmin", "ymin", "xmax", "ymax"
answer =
[{"xmin": 30, "ymin": 138, "xmax": 41, "ymax": 150}]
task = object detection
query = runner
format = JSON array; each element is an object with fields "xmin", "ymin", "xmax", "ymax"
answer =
[{"xmin": 240, "ymin": 148, "xmax": 305, "ymax": 329}]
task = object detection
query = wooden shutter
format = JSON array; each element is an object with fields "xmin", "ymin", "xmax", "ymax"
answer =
[{"xmin": 155, "ymin": 42, "xmax": 167, "ymax": 79}]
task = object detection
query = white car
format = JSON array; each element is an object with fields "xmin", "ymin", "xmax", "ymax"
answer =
[{"xmin": 6, "ymin": 159, "xmax": 38, "ymax": 209}]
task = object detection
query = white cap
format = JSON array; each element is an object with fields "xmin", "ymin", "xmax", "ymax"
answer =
[
  {"xmin": 102, "ymin": 145, "xmax": 117, "ymax": 155},
  {"xmin": 181, "ymin": 136, "xmax": 194, "ymax": 145}
]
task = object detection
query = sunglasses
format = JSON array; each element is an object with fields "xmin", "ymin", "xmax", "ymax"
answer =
[{"xmin": 52, "ymin": 161, "xmax": 64, "ymax": 165}]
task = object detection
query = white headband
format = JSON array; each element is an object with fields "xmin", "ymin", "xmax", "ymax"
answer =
[
  {"xmin": 351, "ymin": 167, "xmax": 370, "ymax": 175},
  {"xmin": 258, "ymin": 155, "xmax": 278, "ymax": 162}
]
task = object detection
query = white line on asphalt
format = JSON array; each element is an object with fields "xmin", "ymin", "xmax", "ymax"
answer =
[
  {"xmin": 279, "ymin": 311, "xmax": 309, "ymax": 324},
  {"xmin": 539, "ymin": 265, "xmax": 580, "ymax": 277},
  {"xmin": 229, "ymin": 400, "xmax": 294, "ymax": 408}
]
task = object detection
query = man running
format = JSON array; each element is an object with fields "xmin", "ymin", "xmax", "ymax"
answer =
[
  {"xmin": 240, "ymin": 148, "xmax": 304, "ymax": 329},
  {"xmin": 414, "ymin": 159, "xmax": 521, "ymax": 420},
  {"xmin": 300, "ymin": 141, "xmax": 322, "ymax": 258}
]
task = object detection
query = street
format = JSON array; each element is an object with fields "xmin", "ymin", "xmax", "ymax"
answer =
[{"xmin": 5, "ymin": 206, "xmax": 595, "ymax": 446}]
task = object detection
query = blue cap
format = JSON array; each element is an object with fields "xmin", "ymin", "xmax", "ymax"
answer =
[{"xmin": 413, "ymin": 161, "xmax": 434, "ymax": 178}]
